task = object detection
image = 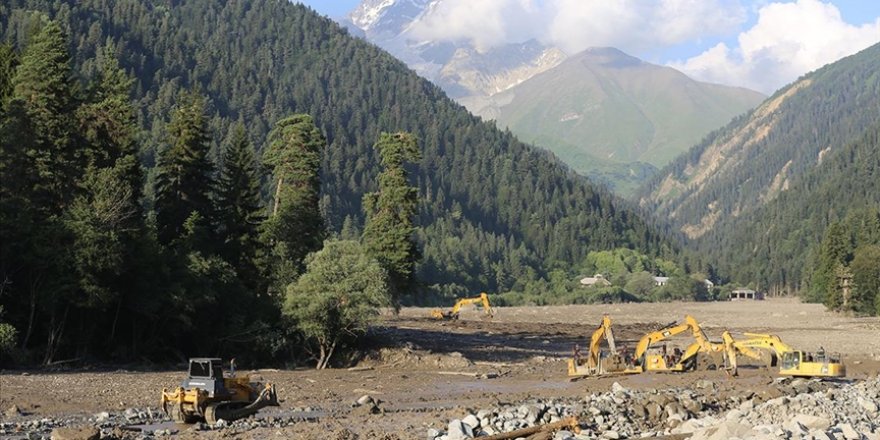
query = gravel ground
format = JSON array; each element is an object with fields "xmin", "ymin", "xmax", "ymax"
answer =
[{"xmin": 0, "ymin": 299, "xmax": 877, "ymax": 439}]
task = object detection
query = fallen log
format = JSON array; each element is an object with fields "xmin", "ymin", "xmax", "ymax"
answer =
[
  {"xmin": 478, "ymin": 416, "xmax": 579, "ymax": 440},
  {"xmin": 347, "ymin": 366, "xmax": 374, "ymax": 372}
]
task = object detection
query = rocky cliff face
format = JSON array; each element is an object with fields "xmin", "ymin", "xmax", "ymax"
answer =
[{"xmin": 344, "ymin": 0, "xmax": 567, "ymax": 101}]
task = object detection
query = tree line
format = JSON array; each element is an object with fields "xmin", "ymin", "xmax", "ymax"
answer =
[
  {"xmin": 0, "ymin": 21, "xmax": 420, "ymax": 367},
  {"xmin": 0, "ymin": 0, "xmax": 677, "ymax": 306}
]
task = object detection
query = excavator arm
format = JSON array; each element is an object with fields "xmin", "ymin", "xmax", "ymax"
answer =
[
  {"xmin": 632, "ymin": 315, "xmax": 708, "ymax": 364},
  {"xmin": 587, "ymin": 315, "xmax": 616, "ymax": 368},
  {"xmin": 432, "ymin": 293, "xmax": 493, "ymax": 320},
  {"xmin": 730, "ymin": 332, "xmax": 793, "ymax": 366},
  {"xmin": 628, "ymin": 315, "xmax": 720, "ymax": 373},
  {"xmin": 568, "ymin": 314, "xmax": 623, "ymax": 377}
]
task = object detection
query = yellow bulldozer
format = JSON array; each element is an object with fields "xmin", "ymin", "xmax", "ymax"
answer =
[
  {"xmin": 721, "ymin": 331, "xmax": 846, "ymax": 378},
  {"xmin": 161, "ymin": 358, "xmax": 279, "ymax": 424},
  {"xmin": 430, "ymin": 292, "xmax": 494, "ymax": 320}
]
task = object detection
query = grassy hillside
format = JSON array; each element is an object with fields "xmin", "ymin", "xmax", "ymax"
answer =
[{"xmin": 468, "ymin": 47, "xmax": 764, "ymax": 195}]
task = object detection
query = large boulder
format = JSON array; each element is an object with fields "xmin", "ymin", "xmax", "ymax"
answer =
[
  {"xmin": 446, "ymin": 419, "xmax": 474, "ymax": 440},
  {"xmin": 50, "ymin": 427, "xmax": 100, "ymax": 440},
  {"xmin": 690, "ymin": 420, "xmax": 754, "ymax": 440}
]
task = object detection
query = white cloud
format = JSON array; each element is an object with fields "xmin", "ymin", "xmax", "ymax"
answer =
[
  {"xmin": 546, "ymin": 0, "xmax": 747, "ymax": 54},
  {"xmin": 408, "ymin": 0, "xmax": 746, "ymax": 54},
  {"xmin": 669, "ymin": 0, "xmax": 880, "ymax": 94}
]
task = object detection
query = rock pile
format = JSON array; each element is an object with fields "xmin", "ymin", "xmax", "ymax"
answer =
[
  {"xmin": 430, "ymin": 381, "xmax": 730, "ymax": 440},
  {"xmin": 431, "ymin": 377, "xmax": 880, "ymax": 440},
  {"xmin": 682, "ymin": 377, "xmax": 880, "ymax": 440}
]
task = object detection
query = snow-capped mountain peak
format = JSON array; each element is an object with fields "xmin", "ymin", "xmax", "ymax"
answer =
[{"xmin": 349, "ymin": 0, "xmax": 434, "ymax": 34}]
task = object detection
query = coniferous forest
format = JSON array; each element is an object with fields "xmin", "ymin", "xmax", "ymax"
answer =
[
  {"xmin": 2, "ymin": 1, "xmax": 877, "ymax": 367},
  {"xmin": 0, "ymin": 1, "xmax": 681, "ymax": 364}
]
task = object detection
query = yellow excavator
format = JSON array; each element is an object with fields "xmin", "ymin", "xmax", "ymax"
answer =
[
  {"xmin": 721, "ymin": 331, "xmax": 846, "ymax": 378},
  {"xmin": 567, "ymin": 314, "xmax": 627, "ymax": 377},
  {"xmin": 430, "ymin": 292, "xmax": 493, "ymax": 320},
  {"xmin": 161, "ymin": 358, "xmax": 279, "ymax": 424},
  {"xmin": 624, "ymin": 315, "xmax": 723, "ymax": 373}
]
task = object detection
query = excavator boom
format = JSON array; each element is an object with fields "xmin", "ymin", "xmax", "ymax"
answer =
[
  {"xmin": 568, "ymin": 314, "xmax": 626, "ymax": 377},
  {"xmin": 626, "ymin": 315, "xmax": 720, "ymax": 373},
  {"xmin": 431, "ymin": 293, "xmax": 493, "ymax": 320}
]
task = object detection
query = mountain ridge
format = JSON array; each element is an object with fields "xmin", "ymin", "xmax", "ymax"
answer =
[
  {"xmin": 636, "ymin": 42, "xmax": 880, "ymax": 292},
  {"xmin": 468, "ymin": 46, "xmax": 765, "ymax": 195}
]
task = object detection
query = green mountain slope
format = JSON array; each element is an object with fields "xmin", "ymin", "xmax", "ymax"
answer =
[
  {"xmin": 1, "ymin": 0, "xmax": 674, "ymax": 298},
  {"xmin": 637, "ymin": 43, "xmax": 880, "ymax": 293},
  {"xmin": 712, "ymin": 123, "xmax": 880, "ymax": 295},
  {"xmin": 464, "ymin": 47, "xmax": 765, "ymax": 195}
]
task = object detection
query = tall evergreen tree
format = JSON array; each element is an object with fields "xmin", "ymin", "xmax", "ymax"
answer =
[
  {"xmin": 814, "ymin": 222, "xmax": 851, "ymax": 310},
  {"xmin": 154, "ymin": 91, "xmax": 215, "ymax": 248},
  {"xmin": 362, "ymin": 132, "xmax": 421, "ymax": 305},
  {"xmin": 0, "ymin": 44, "xmax": 17, "ymax": 108},
  {"xmin": 11, "ymin": 20, "xmax": 80, "ymax": 211},
  {"xmin": 262, "ymin": 114, "xmax": 325, "ymax": 295},
  {"xmin": 850, "ymin": 245, "xmax": 880, "ymax": 315},
  {"xmin": 217, "ymin": 122, "xmax": 263, "ymax": 289},
  {"xmin": 67, "ymin": 46, "xmax": 146, "ymax": 309},
  {"xmin": 3, "ymin": 20, "xmax": 83, "ymax": 362}
]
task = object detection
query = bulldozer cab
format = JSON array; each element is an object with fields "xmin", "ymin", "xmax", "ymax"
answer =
[
  {"xmin": 189, "ymin": 358, "xmax": 223, "ymax": 379},
  {"xmin": 183, "ymin": 358, "xmax": 226, "ymax": 397}
]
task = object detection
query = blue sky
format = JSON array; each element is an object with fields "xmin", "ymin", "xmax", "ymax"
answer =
[
  {"xmin": 298, "ymin": 0, "xmax": 360, "ymax": 18},
  {"xmin": 299, "ymin": 0, "xmax": 880, "ymax": 93}
]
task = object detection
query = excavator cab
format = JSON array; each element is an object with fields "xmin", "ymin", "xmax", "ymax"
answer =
[{"xmin": 780, "ymin": 350, "xmax": 845, "ymax": 377}]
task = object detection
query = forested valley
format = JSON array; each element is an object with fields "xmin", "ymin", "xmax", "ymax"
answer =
[
  {"xmin": 636, "ymin": 43, "xmax": 880, "ymax": 317},
  {"xmin": 3, "ymin": 0, "xmax": 876, "ymax": 368},
  {"xmin": 0, "ymin": 1, "xmax": 691, "ymax": 365}
]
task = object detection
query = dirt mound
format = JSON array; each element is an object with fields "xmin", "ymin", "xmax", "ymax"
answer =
[{"xmin": 360, "ymin": 345, "xmax": 474, "ymax": 369}]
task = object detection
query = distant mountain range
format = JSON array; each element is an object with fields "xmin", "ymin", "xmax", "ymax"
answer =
[
  {"xmin": 462, "ymin": 47, "xmax": 765, "ymax": 195},
  {"xmin": 636, "ymin": 42, "xmax": 880, "ymax": 293},
  {"xmin": 343, "ymin": 0, "xmax": 765, "ymax": 195},
  {"xmin": 343, "ymin": 0, "xmax": 565, "ymax": 99}
]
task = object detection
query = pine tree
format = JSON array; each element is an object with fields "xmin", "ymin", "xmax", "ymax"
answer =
[
  {"xmin": 154, "ymin": 91, "xmax": 216, "ymax": 248},
  {"xmin": 11, "ymin": 20, "xmax": 81, "ymax": 211},
  {"xmin": 362, "ymin": 132, "xmax": 421, "ymax": 306},
  {"xmin": 67, "ymin": 47, "xmax": 146, "ymax": 308},
  {"xmin": 850, "ymin": 245, "xmax": 880, "ymax": 315},
  {"xmin": 816, "ymin": 223, "xmax": 851, "ymax": 310},
  {"xmin": 262, "ymin": 114, "xmax": 325, "ymax": 295},
  {"xmin": 217, "ymin": 122, "xmax": 263, "ymax": 289},
  {"xmin": 0, "ymin": 44, "xmax": 17, "ymax": 108}
]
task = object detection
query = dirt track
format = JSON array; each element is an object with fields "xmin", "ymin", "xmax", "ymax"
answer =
[{"xmin": 1, "ymin": 299, "xmax": 878, "ymax": 439}]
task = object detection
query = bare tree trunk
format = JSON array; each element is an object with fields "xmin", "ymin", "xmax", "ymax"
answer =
[
  {"xmin": 273, "ymin": 177, "xmax": 283, "ymax": 216},
  {"xmin": 323, "ymin": 339, "xmax": 338, "ymax": 370},
  {"xmin": 316, "ymin": 342, "xmax": 326, "ymax": 370},
  {"xmin": 43, "ymin": 306, "xmax": 70, "ymax": 365},
  {"xmin": 109, "ymin": 298, "xmax": 123, "ymax": 343},
  {"xmin": 22, "ymin": 277, "xmax": 40, "ymax": 349}
]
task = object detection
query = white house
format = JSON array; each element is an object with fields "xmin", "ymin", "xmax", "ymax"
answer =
[
  {"xmin": 653, "ymin": 276, "xmax": 669, "ymax": 286},
  {"xmin": 730, "ymin": 289, "xmax": 764, "ymax": 300},
  {"xmin": 580, "ymin": 274, "xmax": 611, "ymax": 287}
]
